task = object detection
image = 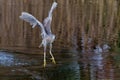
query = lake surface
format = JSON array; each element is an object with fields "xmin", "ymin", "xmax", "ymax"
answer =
[{"xmin": 0, "ymin": 51, "xmax": 119, "ymax": 80}]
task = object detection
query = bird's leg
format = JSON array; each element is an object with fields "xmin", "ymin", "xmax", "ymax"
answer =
[
  {"xmin": 38, "ymin": 41, "xmax": 43, "ymax": 48},
  {"xmin": 49, "ymin": 43, "xmax": 56, "ymax": 64},
  {"xmin": 43, "ymin": 44, "xmax": 47, "ymax": 67},
  {"xmin": 38, "ymin": 43, "xmax": 42, "ymax": 48}
]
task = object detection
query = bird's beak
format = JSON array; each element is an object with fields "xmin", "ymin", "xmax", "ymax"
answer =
[{"xmin": 32, "ymin": 25, "xmax": 36, "ymax": 28}]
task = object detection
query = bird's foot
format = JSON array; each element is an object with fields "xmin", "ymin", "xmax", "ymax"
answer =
[
  {"xmin": 38, "ymin": 45, "xmax": 41, "ymax": 48},
  {"xmin": 50, "ymin": 57, "xmax": 56, "ymax": 64},
  {"xmin": 43, "ymin": 60, "xmax": 46, "ymax": 68},
  {"xmin": 38, "ymin": 43, "xmax": 42, "ymax": 48}
]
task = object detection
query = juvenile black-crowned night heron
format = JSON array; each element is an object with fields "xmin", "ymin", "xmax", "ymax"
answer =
[{"xmin": 19, "ymin": 2, "xmax": 57, "ymax": 67}]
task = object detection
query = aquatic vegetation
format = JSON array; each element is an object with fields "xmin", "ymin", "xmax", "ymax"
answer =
[{"xmin": 0, "ymin": 0, "xmax": 119, "ymax": 52}]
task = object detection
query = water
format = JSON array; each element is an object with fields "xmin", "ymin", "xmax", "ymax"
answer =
[{"xmin": 0, "ymin": 51, "xmax": 119, "ymax": 80}]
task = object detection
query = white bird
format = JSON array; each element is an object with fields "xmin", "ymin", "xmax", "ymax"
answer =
[{"xmin": 19, "ymin": 2, "xmax": 57, "ymax": 67}]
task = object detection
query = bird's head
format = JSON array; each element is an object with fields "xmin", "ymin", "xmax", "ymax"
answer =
[
  {"xmin": 52, "ymin": 34, "xmax": 55, "ymax": 41},
  {"xmin": 50, "ymin": 34, "xmax": 55, "ymax": 43}
]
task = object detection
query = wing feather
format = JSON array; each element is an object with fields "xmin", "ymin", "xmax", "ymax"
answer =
[
  {"xmin": 19, "ymin": 12, "xmax": 46, "ymax": 36},
  {"xmin": 43, "ymin": 2, "xmax": 57, "ymax": 34}
]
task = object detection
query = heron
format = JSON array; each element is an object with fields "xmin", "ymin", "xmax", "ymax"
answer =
[{"xmin": 19, "ymin": 2, "xmax": 57, "ymax": 67}]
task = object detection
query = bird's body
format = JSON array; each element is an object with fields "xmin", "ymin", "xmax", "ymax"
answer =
[
  {"xmin": 19, "ymin": 2, "xmax": 57, "ymax": 67},
  {"xmin": 39, "ymin": 34, "xmax": 55, "ymax": 48},
  {"xmin": 43, "ymin": 34, "xmax": 55, "ymax": 44}
]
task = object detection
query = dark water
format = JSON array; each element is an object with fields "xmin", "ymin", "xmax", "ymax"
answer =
[{"xmin": 0, "ymin": 51, "xmax": 119, "ymax": 80}]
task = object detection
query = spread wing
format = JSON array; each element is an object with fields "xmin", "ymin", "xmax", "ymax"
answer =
[
  {"xmin": 19, "ymin": 12, "xmax": 46, "ymax": 36},
  {"xmin": 43, "ymin": 2, "xmax": 57, "ymax": 34}
]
